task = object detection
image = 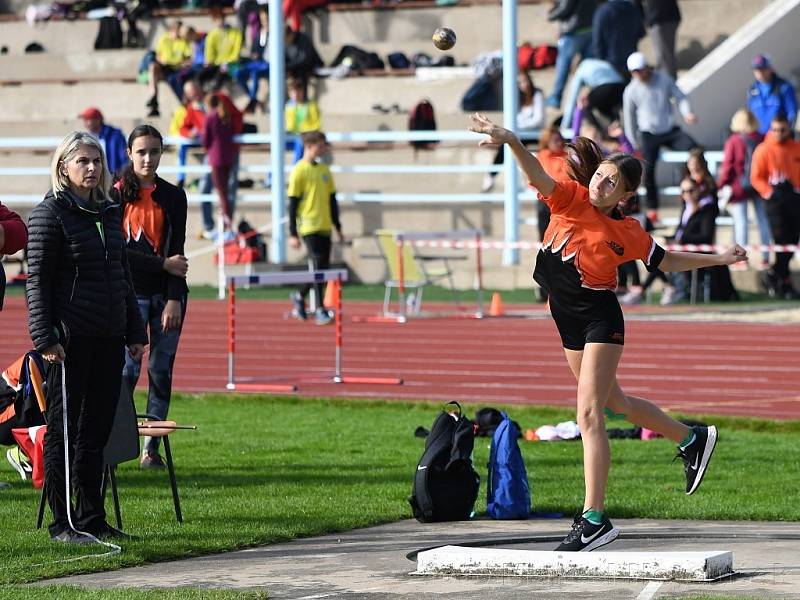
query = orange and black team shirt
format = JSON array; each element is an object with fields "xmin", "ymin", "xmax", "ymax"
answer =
[{"xmin": 533, "ymin": 180, "xmax": 665, "ymax": 317}]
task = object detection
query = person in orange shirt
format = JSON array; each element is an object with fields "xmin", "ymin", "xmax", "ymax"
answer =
[
  {"xmin": 534, "ymin": 125, "xmax": 570, "ymax": 244},
  {"xmin": 750, "ymin": 114, "xmax": 800, "ymax": 299},
  {"xmin": 469, "ymin": 112, "xmax": 747, "ymax": 553}
]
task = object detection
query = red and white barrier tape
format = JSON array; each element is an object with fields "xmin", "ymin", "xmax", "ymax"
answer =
[{"xmin": 404, "ymin": 239, "xmax": 800, "ymax": 253}]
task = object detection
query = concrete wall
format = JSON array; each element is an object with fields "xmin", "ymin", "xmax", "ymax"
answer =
[{"xmin": 680, "ymin": 0, "xmax": 800, "ymax": 147}]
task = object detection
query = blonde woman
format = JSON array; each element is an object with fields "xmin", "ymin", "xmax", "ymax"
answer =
[
  {"xmin": 717, "ymin": 108, "xmax": 771, "ymax": 267},
  {"xmin": 26, "ymin": 132, "xmax": 147, "ymax": 544}
]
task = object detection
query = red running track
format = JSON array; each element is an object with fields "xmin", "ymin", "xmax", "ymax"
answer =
[{"xmin": 2, "ymin": 297, "xmax": 799, "ymax": 420}]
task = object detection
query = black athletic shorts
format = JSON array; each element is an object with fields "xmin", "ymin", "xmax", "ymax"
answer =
[{"xmin": 549, "ymin": 295, "xmax": 625, "ymax": 350}]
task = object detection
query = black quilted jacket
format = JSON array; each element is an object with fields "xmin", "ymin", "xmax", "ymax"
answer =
[{"xmin": 26, "ymin": 189, "xmax": 147, "ymax": 352}]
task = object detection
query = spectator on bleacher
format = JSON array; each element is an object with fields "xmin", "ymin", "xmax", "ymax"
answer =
[
  {"xmin": 622, "ymin": 51, "xmax": 697, "ymax": 224},
  {"xmin": 169, "ymin": 80, "xmax": 211, "ymax": 196},
  {"xmin": 286, "ymin": 76, "xmax": 322, "ymax": 164},
  {"xmin": 79, "ymin": 107, "xmax": 128, "ymax": 177},
  {"xmin": 750, "ymin": 114, "xmax": 800, "ymax": 299},
  {"xmin": 545, "ymin": 0, "xmax": 597, "ymax": 109},
  {"xmin": 288, "ymin": 131, "xmax": 343, "ymax": 325},
  {"xmin": 202, "ymin": 93, "xmax": 238, "ymax": 235},
  {"xmin": 685, "ymin": 148, "xmax": 717, "ymax": 201},
  {"xmin": 717, "ymin": 108, "xmax": 771, "ymax": 268},
  {"xmin": 170, "ymin": 26, "xmax": 206, "ymax": 98},
  {"xmin": 661, "ymin": 173, "xmax": 719, "ymax": 304},
  {"xmin": 482, "ymin": 71, "xmax": 545, "ymax": 192},
  {"xmin": 563, "ymin": 57, "xmax": 626, "ymax": 135},
  {"xmin": 641, "ymin": 0, "xmax": 680, "ymax": 79},
  {"xmin": 285, "ymin": 24, "xmax": 323, "ymax": 82},
  {"xmin": 592, "ymin": 0, "xmax": 645, "ymax": 79},
  {"xmin": 146, "ymin": 19, "xmax": 193, "ymax": 118},
  {"xmin": 27, "ymin": 131, "xmax": 146, "ymax": 543},
  {"xmin": 0, "ymin": 204, "xmax": 27, "ymax": 311},
  {"xmin": 200, "ymin": 9, "xmax": 243, "ymax": 91},
  {"xmin": 236, "ymin": 5, "xmax": 270, "ymax": 114},
  {"xmin": 747, "ymin": 54, "xmax": 797, "ymax": 135},
  {"xmin": 112, "ymin": 125, "xmax": 188, "ymax": 470},
  {"xmin": 284, "ymin": 0, "xmax": 329, "ymax": 33}
]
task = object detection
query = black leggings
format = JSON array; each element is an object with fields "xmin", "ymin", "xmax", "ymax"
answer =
[
  {"xmin": 43, "ymin": 336, "xmax": 125, "ymax": 537},
  {"xmin": 298, "ymin": 233, "xmax": 332, "ymax": 308}
]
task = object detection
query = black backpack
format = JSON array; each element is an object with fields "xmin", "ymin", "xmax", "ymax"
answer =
[
  {"xmin": 409, "ymin": 401, "xmax": 480, "ymax": 522},
  {"xmin": 408, "ymin": 99, "xmax": 437, "ymax": 150},
  {"xmin": 94, "ymin": 16, "xmax": 123, "ymax": 50}
]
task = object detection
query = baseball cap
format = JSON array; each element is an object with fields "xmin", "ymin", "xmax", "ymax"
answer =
[
  {"xmin": 626, "ymin": 52, "xmax": 648, "ymax": 72},
  {"xmin": 751, "ymin": 54, "xmax": 771, "ymax": 69},
  {"xmin": 78, "ymin": 106, "xmax": 103, "ymax": 120}
]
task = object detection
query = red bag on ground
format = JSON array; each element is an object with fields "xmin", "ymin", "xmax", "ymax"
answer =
[{"xmin": 12, "ymin": 425, "xmax": 46, "ymax": 489}]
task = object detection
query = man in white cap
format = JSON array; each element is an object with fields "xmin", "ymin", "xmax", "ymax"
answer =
[{"xmin": 622, "ymin": 51, "xmax": 697, "ymax": 224}]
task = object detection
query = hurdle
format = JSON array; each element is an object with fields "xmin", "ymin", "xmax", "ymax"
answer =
[{"xmin": 226, "ymin": 269, "xmax": 403, "ymax": 392}]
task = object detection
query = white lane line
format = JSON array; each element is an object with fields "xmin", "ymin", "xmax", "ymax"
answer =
[{"xmin": 637, "ymin": 580, "xmax": 663, "ymax": 600}]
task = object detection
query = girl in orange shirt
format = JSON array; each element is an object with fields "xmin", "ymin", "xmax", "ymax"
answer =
[{"xmin": 470, "ymin": 113, "xmax": 747, "ymax": 552}]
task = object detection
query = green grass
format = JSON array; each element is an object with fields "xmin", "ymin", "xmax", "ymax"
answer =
[
  {"xmin": 5, "ymin": 281, "xmax": 786, "ymax": 308},
  {"xmin": 0, "ymin": 394, "xmax": 797, "ymax": 586}
]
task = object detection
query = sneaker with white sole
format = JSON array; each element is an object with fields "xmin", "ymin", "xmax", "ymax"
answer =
[
  {"xmin": 555, "ymin": 513, "xmax": 620, "ymax": 552},
  {"xmin": 676, "ymin": 425, "xmax": 717, "ymax": 495},
  {"xmin": 314, "ymin": 308, "xmax": 334, "ymax": 325},
  {"xmin": 7, "ymin": 447, "xmax": 31, "ymax": 481},
  {"xmin": 621, "ymin": 289, "xmax": 643, "ymax": 305}
]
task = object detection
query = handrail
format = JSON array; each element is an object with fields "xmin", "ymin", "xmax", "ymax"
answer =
[{"xmin": 0, "ymin": 130, "xmax": 724, "ymax": 209}]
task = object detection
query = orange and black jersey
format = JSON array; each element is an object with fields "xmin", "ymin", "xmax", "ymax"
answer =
[{"xmin": 533, "ymin": 180, "xmax": 665, "ymax": 318}]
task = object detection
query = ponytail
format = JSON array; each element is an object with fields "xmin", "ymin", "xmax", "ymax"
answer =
[
  {"xmin": 565, "ymin": 136, "xmax": 643, "ymax": 194},
  {"xmin": 118, "ymin": 162, "xmax": 140, "ymax": 205},
  {"xmin": 565, "ymin": 137, "xmax": 605, "ymax": 188}
]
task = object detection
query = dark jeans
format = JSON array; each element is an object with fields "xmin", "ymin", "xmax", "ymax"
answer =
[
  {"xmin": 765, "ymin": 185, "xmax": 800, "ymax": 280},
  {"xmin": 586, "ymin": 82, "xmax": 626, "ymax": 128},
  {"xmin": 43, "ymin": 336, "xmax": 125, "ymax": 537},
  {"xmin": 123, "ymin": 294, "xmax": 185, "ymax": 454},
  {"xmin": 235, "ymin": 59, "xmax": 270, "ymax": 101},
  {"xmin": 298, "ymin": 233, "xmax": 332, "ymax": 307},
  {"xmin": 641, "ymin": 127, "xmax": 697, "ymax": 210}
]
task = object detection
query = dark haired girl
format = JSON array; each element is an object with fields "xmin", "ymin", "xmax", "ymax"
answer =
[
  {"xmin": 112, "ymin": 125, "xmax": 189, "ymax": 469},
  {"xmin": 469, "ymin": 113, "xmax": 747, "ymax": 552}
]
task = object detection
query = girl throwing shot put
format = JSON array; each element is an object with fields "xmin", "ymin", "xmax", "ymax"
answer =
[{"xmin": 469, "ymin": 113, "xmax": 747, "ymax": 552}]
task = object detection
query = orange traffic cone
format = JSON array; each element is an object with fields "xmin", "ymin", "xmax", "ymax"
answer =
[
  {"xmin": 489, "ymin": 291, "xmax": 505, "ymax": 316},
  {"xmin": 323, "ymin": 281, "xmax": 337, "ymax": 307}
]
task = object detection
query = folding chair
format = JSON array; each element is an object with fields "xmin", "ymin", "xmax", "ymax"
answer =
[{"xmin": 375, "ymin": 229, "xmax": 461, "ymax": 316}]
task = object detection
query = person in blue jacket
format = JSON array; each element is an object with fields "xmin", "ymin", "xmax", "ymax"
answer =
[
  {"xmin": 79, "ymin": 106, "xmax": 129, "ymax": 177},
  {"xmin": 747, "ymin": 54, "xmax": 797, "ymax": 135}
]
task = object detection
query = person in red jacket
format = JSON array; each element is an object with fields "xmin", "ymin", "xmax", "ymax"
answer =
[
  {"xmin": 717, "ymin": 109, "xmax": 770, "ymax": 268},
  {"xmin": 0, "ymin": 203, "xmax": 27, "ymax": 311},
  {"xmin": 749, "ymin": 114, "xmax": 800, "ymax": 298}
]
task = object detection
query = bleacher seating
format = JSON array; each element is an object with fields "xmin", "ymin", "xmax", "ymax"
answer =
[{"xmin": 0, "ymin": 0, "xmax": 778, "ymax": 290}]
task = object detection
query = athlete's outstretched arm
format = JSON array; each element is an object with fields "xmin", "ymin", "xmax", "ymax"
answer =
[
  {"xmin": 468, "ymin": 113, "xmax": 555, "ymax": 197},
  {"xmin": 659, "ymin": 244, "xmax": 748, "ymax": 272}
]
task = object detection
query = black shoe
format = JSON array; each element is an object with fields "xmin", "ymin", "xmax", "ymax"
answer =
[
  {"xmin": 761, "ymin": 270, "xmax": 779, "ymax": 297},
  {"xmin": 97, "ymin": 522, "xmax": 135, "ymax": 541},
  {"xmin": 290, "ymin": 291, "xmax": 307, "ymax": 320},
  {"xmin": 51, "ymin": 529, "xmax": 95, "ymax": 545},
  {"xmin": 675, "ymin": 425, "xmax": 717, "ymax": 495},
  {"xmin": 555, "ymin": 513, "xmax": 619, "ymax": 552},
  {"xmin": 147, "ymin": 105, "xmax": 160, "ymax": 118}
]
